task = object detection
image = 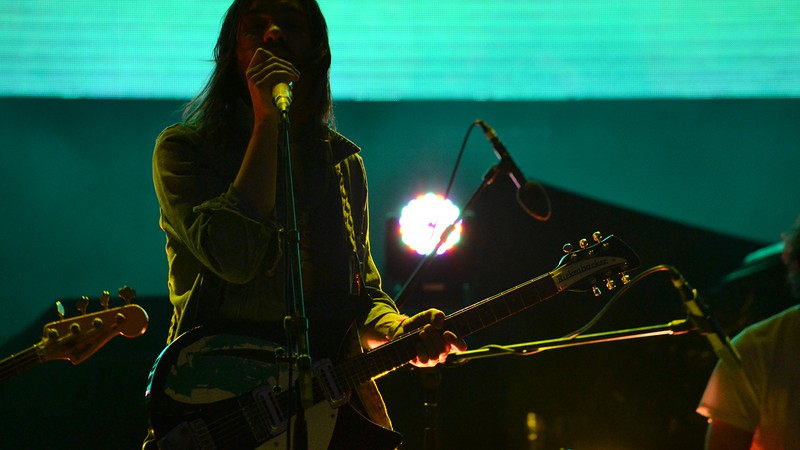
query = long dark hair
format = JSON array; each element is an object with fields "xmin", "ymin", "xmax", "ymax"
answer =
[{"xmin": 183, "ymin": 0, "xmax": 333, "ymax": 142}]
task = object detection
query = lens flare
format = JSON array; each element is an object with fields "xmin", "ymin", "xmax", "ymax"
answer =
[{"xmin": 399, "ymin": 193, "xmax": 462, "ymax": 255}]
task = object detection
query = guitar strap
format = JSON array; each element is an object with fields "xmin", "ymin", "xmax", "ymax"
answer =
[
  {"xmin": 168, "ymin": 270, "xmax": 206, "ymax": 343},
  {"xmin": 335, "ymin": 153, "xmax": 394, "ymax": 431}
]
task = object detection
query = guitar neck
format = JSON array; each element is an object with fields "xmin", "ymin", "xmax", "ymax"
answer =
[
  {"xmin": 0, "ymin": 345, "xmax": 43, "ymax": 384},
  {"xmin": 445, "ymin": 272, "xmax": 559, "ymax": 337},
  {"xmin": 336, "ymin": 271, "xmax": 559, "ymax": 388}
]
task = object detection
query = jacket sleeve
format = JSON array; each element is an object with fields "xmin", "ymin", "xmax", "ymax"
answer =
[
  {"xmin": 153, "ymin": 125, "xmax": 282, "ymax": 284},
  {"xmin": 346, "ymin": 154, "xmax": 404, "ymax": 337}
]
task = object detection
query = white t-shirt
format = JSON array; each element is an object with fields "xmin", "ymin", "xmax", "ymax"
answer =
[{"xmin": 697, "ymin": 305, "xmax": 800, "ymax": 449}]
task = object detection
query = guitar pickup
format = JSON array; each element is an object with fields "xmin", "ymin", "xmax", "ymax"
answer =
[
  {"xmin": 253, "ymin": 385, "xmax": 288, "ymax": 435},
  {"xmin": 313, "ymin": 358, "xmax": 348, "ymax": 408}
]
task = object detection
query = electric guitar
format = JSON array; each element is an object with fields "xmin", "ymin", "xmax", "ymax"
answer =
[
  {"xmin": 146, "ymin": 233, "xmax": 639, "ymax": 450},
  {"xmin": 0, "ymin": 289, "xmax": 149, "ymax": 383}
]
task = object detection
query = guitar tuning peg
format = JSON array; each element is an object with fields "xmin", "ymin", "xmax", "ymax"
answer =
[
  {"xmin": 579, "ymin": 238, "xmax": 589, "ymax": 249},
  {"xmin": 56, "ymin": 301, "xmax": 65, "ymax": 321},
  {"xmin": 118, "ymin": 286, "xmax": 136, "ymax": 305},
  {"xmin": 592, "ymin": 231, "xmax": 603, "ymax": 243},
  {"xmin": 77, "ymin": 296, "xmax": 90, "ymax": 315},
  {"xmin": 100, "ymin": 291, "xmax": 110, "ymax": 310},
  {"xmin": 592, "ymin": 286, "xmax": 602, "ymax": 297},
  {"xmin": 562, "ymin": 243, "xmax": 574, "ymax": 253}
]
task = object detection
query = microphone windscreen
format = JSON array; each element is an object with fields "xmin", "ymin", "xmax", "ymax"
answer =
[{"xmin": 517, "ymin": 181, "xmax": 551, "ymax": 221}]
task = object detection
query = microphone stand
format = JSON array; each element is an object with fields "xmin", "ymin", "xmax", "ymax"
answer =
[
  {"xmin": 393, "ymin": 164, "xmax": 508, "ymax": 450},
  {"xmin": 444, "ymin": 319, "xmax": 694, "ymax": 365},
  {"xmin": 278, "ymin": 108, "xmax": 313, "ymax": 450}
]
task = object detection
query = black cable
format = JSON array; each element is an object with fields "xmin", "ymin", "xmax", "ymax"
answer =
[
  {"xmin": 442, "ymin": 120, "xmax": 482, "ymax": 201},
  {"xmin": 394, "ymin": 120, "xmax": 482, "ymax": 309}
]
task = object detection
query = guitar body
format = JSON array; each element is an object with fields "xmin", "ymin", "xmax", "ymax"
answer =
[
  {"xmin": 146, "ymin": 328, "xmax": 402, "ymax": 450},
  {"xmin": 146, "ymin": 234, "xmax": 640, "ymax": 450}
]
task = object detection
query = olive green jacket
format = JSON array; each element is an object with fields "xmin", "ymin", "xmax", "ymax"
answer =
[{"xmin": 152, "ymin": 123, "xmax": 398, "ymax": 428}]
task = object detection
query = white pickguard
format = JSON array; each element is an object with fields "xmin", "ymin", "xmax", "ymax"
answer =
[{"xmin": 158, "ymin": 333, "xmax": 338, "ymax": 449}]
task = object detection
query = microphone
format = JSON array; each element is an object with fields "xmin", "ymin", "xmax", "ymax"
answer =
[
  {"xmin": 671, "ymin": 270, "xmax": 742, "ymax": 368},
  {"xmin": 272, "ymin": 82, "xmax": 293, "ymax": 114},
  {"xmin": 477, "ymin": 120, "xmax": 551, "ymax": 221}
]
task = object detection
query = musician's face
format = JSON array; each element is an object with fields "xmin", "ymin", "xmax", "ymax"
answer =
[{"xmin": 236, "ymin": 0, "xmax": 311, "ymax": 76}]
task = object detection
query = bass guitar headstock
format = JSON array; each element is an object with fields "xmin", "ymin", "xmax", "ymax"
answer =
[{"xmin": 40, "ymin": 286, "xmax": 148, "ymax": 365}]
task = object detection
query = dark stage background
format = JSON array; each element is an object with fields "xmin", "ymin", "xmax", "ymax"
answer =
[{"xmin": 0, "ymin": 97, "xmax": 798, "ymax": 448}]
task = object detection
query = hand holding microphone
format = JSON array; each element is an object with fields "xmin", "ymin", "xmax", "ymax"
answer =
[{"xmin": 245, "ymin": 48, "xmax": 300, "ymax": 124}]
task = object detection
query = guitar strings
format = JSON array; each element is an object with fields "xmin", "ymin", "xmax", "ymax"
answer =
[
  {"xmin": 0, "ymin": 348, "xmax": 41, "ymax": 382},
  {"xmin": 338, "ymin": 276, "xmax": 551, "ymax": 384}
]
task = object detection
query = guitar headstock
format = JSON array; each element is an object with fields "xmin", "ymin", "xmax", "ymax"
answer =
[
  {"xmin": 39, "ymin": 288, "xmax": 149, "ymax": 365},
  {"xmin": 551, "ymin": 232, "xmax": 640, "ymax": 296}
]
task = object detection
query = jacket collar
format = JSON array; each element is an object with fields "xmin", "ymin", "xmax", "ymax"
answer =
[{"xmin": 328, "ymin": 129, "xmax": 361, "ymax": 164}]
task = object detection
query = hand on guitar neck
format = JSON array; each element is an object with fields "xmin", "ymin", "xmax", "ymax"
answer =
[{"xmin": 386, "ymin": 309, "xmax": 467, "ymax": 367}]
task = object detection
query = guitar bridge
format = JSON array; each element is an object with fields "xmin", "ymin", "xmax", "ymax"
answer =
[
  {"xmin": 252, "ymin": 385, "xmax": 288, "ymax": 435},
  {"xmin": 313, "ymin": 358, "xmax": 347, "ymax": 408}
]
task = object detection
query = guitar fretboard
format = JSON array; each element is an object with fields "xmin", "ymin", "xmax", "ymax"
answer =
[
  {"xmin": 336, "ymin": 271, "xmax": 558, "ymax": 388},
  {"xmin": 0, "ymin": 346, "xmax": 42, "ymax": 383}
]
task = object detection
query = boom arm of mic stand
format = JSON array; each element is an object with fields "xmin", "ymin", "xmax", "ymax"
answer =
[
  {"xmin": 392, "ymin": 165, "xmax": 502, "ymax": 450},
  {"xmin": 444, "ymin": 319, "xmax": 693, "ymax": 365},
  {"xmin": 393, "ymin": 165, "xmax": 499, "ymax": 306}
]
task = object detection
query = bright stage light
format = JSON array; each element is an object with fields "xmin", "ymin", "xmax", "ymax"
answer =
[{"xmin": 398, "ymin": 193, "xmax": 463, "ymax": 256}]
